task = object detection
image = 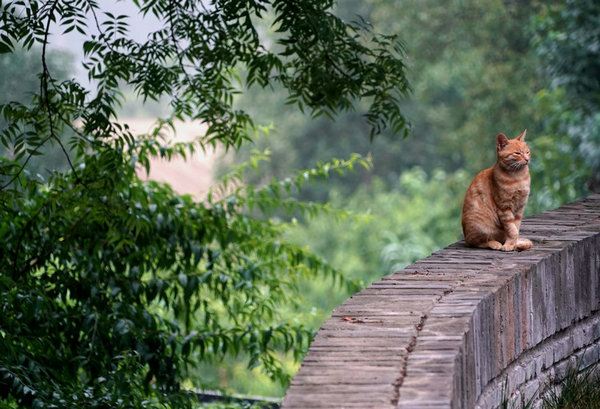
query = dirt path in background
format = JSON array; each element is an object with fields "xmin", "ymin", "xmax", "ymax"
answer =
[{"xmin": 125, "ymin": 118, "xmax": 219, "ymax": 197}]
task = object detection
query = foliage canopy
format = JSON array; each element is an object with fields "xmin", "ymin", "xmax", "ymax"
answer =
[
  {"xmin": 0, "ymin": 0, "xmax": 409, "ymax": 407},
  {"xmin": 534, "ymin": 0, "xmax": 600, "ymax": 191}
]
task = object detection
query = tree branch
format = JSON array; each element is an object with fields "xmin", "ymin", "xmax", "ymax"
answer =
[{"xmin": 0, "ymin": 0, "xmax": 80, "ymax": 190}]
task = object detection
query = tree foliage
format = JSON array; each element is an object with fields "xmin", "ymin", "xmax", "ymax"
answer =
[
  {"xmin": 0, "ymin": 47, "xmax": 74, "ymax": 176},
  {"xmin": 0, "ymin": 1, "xmax": 408, "ymax": 407},
  {"xmin": 534, "ymin": 0, "xmax": 600, "ymax": 192},
  {"xmin": 232, "ymin": 0, "xmax": 594, "ymax": 210},
  {"xmin": 534, "ymin": 0, "xmax": 600, "ymax": 112},
  {"xmin": 285, "ymin": 168, "xmax": 470, "ymax": 288},
  {"xmin": 230, "ymin": 0, "xmax": 554, "ymax": 202}
]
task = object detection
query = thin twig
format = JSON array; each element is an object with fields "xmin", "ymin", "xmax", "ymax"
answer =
[
  {"xmin": 39, "ymin": 2, "xmax": 79, "ymax": 182},
  {"xmin": 168, "ymin": 0, "xmax": 205, "ymax": 104},
  {"xmin": 11, "ymin": 199, "xmax": 47, "ymax": 276},
  {"xmin": 0, "ymin": 0, "xmax": 80, "ymax": 190}
]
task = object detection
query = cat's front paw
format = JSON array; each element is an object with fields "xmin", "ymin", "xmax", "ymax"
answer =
[
  {"xmin": 500, "ymin": 242, "xmax": 516, "ymax": 252},
  {"xmin": 516, "ymin": 238, "xmax": 533, "ymax": 250}
]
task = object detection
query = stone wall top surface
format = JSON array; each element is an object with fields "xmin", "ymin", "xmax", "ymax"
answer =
[{"xmin": 281, "ymin": 194, "xmax": 600, "ymax": 409}]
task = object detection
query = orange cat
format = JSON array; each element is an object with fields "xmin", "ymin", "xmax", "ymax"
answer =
[{"xmin": 461, "ymin": 130, "xmax": 532, "ymax": 251}]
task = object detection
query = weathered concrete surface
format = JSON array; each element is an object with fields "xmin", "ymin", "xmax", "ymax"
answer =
[{"xmin": 281, "ymin": 195, "xmax": 600, "ymax": 409}]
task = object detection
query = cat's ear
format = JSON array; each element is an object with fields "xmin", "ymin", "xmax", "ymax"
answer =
[
  {"xmin": 497, "ymin": 133, "xmax": 509, "ymax": 150},
  {"xmin": 516, "ymin": 129, "xmax": 527, "ymax": 141}
]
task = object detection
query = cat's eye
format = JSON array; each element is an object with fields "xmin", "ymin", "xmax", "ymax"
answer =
[{"xmin": 514, "ymin": 152, "xmax": 522, "ymax": 156}]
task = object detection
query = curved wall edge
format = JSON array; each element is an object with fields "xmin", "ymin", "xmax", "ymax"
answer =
[{"xmin": 282, "ymin": 195, "xmax": 600, "ymax": 409}]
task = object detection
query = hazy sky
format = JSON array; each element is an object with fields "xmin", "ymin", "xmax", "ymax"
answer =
[{"xmin": 49, "ymin": 1, "xmax": 161, "ymax": 84}]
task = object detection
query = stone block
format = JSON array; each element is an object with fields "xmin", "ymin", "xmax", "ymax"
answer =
[
  {"xmin": 580, "ymin": 343, "xmax": 599, "ymax": 369},
  {"xmin": 507, "ymin": 365, "xmax": 526, "ymax": 391},
  {"xmin": 552, "ymin": 336, "xmax": 573, "ymax": 363},
  {"xmin": 524, "ymin": 357, "xmax": 537, "ymax": 381}
]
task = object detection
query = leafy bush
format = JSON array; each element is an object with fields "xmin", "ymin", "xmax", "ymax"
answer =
[
  {"xmin": 0, "ymin": 1, "xmax": 409, "ymax": 407},
  {"xmin": 283, "ymin": 168, "xmax": 469, "ymax": 311}
]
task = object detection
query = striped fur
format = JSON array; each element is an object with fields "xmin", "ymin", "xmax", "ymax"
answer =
[{"xmin": 461, "ymin": 130, "xmax": 532, "ymax": 251}]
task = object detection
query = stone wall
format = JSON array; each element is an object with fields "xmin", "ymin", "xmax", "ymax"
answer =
[{"xmin": 281, "ymin": 195, "xmax": 600, "ymax": 409}]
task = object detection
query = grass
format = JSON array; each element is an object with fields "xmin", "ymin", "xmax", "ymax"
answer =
[
  {"xmin": 502, "ymin": 360, "xmax": 600, "ymax": 409},
  {"xmin": 501, "ymin": 379, "xmax": 537, "ymax": 409},
  {"xmin": 541, "ymin": 362, "xmax": 600, "ymax": 409}
]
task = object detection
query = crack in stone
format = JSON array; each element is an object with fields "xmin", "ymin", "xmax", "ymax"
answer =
[{"xmin": 391, "ymin": 287, "xmax": 456, "ymax": 406}]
